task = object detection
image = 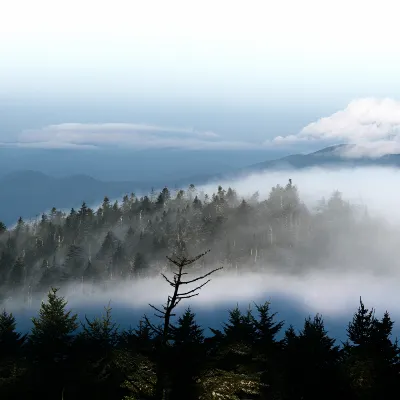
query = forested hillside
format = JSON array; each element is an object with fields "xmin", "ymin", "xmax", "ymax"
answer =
[
  {"xmin": 1, "ymin": 180, "xmax": 400, "ymax": 399},
  {"xmin": 0, "ymin": 179, "xmax": 387, "ymax": 303}
]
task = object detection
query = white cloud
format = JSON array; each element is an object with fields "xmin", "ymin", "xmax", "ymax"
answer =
[
  {"xmin": 0, "ymin": 122, "xmax": 261, "ymax": 150},
  {"xmin": 267, "ymin": 98, "xmax": 400, "ymax": 157}
]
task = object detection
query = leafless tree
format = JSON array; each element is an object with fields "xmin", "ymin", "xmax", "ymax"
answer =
[{"xmin": 144, "ymin": 249, "xmax": 222, "ymax": 400}]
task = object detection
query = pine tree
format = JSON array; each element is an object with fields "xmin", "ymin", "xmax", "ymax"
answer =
[
  {"xmin": 80, "ymin": 302, "xmax": 119, "ymax": 351},
  {"xmin": 28, "ymin": 288, "xmax": 79, "ymax": 398},
  {"xmin": 223, "ymin": 306, "xmax": 256, "ymax": 344},
  {"xmin": 0, "ymin": 251, "xmax": 13, "ymax": 287},
  {"xmin": 9, "ymin": 256, "xmax": 25, "ymax": 289},
  {"xmin": 73, "ymin": 303, "xmax": 121, "ymax": 399},
  {"xmin": 253, "ymin": 301, "xmax": 284, "ymax": 398},
  {"xmin": 281, "ymin": 315, "xmax": 346, "ymax": 400},
  {"xmin": 133, "ymin": 252, "xmax": 147, "ymax": 278},
  {"xmin": 0, "ymin": 310, "xmax": 27, "ymax": 398},
  {"xmin": 345, "ymin": 298, "xmax": 400, "ymax": 398},
  {"xmin": 64, "ymin": 243, "xmax": 85, "ymax": 278},
  {"xmin": 83, "ymin": 259, "xmax": 100, "ymax": 284},
  {"xmin": 15, "ymin": 217, "xmax": 24, "ymax": 236},
  {"xmin": 0, "ymin": 309, "xmax": 26, "ymax": 358},
  {"xmin": 37, "ymin": 259, "xmax": 56, "ymax": 292},
  {"xmin": 30, "ymin": 287, "xmax": 79, "ymax": 360},
  {"xmin": 168, "ymin": 308, "xmax": 205, "ymax": 400},
  {"xmin": 112, "ymin": 242, "xmax": 126, "ymax": 277}
]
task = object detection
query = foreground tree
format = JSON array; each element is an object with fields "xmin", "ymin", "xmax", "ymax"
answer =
[
  {"xmin": 72, "ymin": 303, "xmax": 123, "ymax": 400},
  {"xmin": 0, "ymin": 310, "xmax": 27, "ymax": 357},
  {"xmin": 144, "ymin": 249, "xmax": 222, "ymax": 400},
  {"xmin": 0, "ymin": 310, "xmax": 27, "ymax": 398},
  {"xmin": 344, "ymin": 297, "xmax": 400, "ymax": 399},
  {"xmin": 28, "ymin": 287, "xmax": 79, "ymax": 398},
  {"xmin": 168, "ymin": 308, "xmax": 205, "ymax": 399}
]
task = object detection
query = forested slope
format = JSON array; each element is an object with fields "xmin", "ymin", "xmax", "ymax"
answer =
[{"xmin": 0, "ymin": 179, "xmax": 385, "ymax": 303}]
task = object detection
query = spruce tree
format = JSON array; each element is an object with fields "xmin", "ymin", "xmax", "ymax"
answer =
[
  {"xmin": 73, "ymin": 303, "xmax": 120, "ymax": 397},
  {"xmin": 9, "ymin": 256, "xmax": 25, "ymax": 289},
  {"xmin": 0, "ymin": 309, "xmax": 26, "ymax": 358},
  {"xmin": 345, "ymin": 298, "xmax": 400, "ymax": 398},
  {"xmin": 253, "ymin": 301, "xmax": 284, "ymax": 398},
  {"xmin": 133, "ymin": 252, "xmax": 147, "ymax": 278},
  {"xmin": 28, "ymin": 288, "xmax": 78, "ymax": 398},
  {"xmin": 0, "ymin": 310, "xmax": 27, "ymax": 399},
  {"xmin": 168, "ymin": 308, "xmax": 205, "ymax": 400},
  {"xmin": 30, "ymin": 287, "xmax": 78, "ymax": 360}
]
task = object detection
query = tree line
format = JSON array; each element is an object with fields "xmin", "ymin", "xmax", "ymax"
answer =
[
  {"xmin": 1, "ymin": 248, "xmax": 399, "ymax": 400},
  {"xmin": 0, "ymin": 180, "xmax": 376, "ymax": 301}
]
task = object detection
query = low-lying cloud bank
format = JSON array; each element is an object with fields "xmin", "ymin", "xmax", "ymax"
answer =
[
  {"xmin": 4, "ymin": 269, "xmax": 400, "ymax": 341},
  {"xmin": 199, "ymin": 165, "xmax": 400, "ymax": 223},
  {"xmin": 5, "ymin": 164, "xmax": 400, "ymax": 340}
]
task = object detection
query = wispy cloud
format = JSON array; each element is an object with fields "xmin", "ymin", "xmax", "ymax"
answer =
[
  {"xmin": 265, "ymin": 98, "xmax": 400, "ymax": 157},
  {"xmin": 0, "ymin": 122, "xmax": 262, "ymax": 151}
]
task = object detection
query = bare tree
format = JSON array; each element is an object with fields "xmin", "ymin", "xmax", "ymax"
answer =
[{"xmin": 144, "ymin": 249, "xmax": 222, "ymax": 400}]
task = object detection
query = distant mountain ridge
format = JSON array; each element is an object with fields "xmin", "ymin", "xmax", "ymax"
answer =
[
  {"xmin": 2, "ymin": 144, "xmax": 400, "ymax": 226},
  {"xmin": 241, "ymin": 144, "xmax": 400, "ymax": 172},
  {"xmin": 0, "ymin": 172, "xmax": 149, "ymax": 227}
]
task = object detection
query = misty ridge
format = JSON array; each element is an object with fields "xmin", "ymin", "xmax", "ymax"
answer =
[
  {"xmin": 3, "ymin": 165, "xmax": 400, "ymax": 311},
  {"xmin": 6, "ymin": 142, "xmax": 400, "ymax": 227},
  {"xmin": 3, "ymin": 164, "xmax": 400, "ymax": 399}
]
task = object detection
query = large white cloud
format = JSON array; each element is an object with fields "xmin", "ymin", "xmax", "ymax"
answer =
[
  {"xmin": 268, "ymin": 98, "xmax": 400, "ymax": 157},
  {"xmin": 0, "ymin": 123, "xmax": 261, "ymax": 150}
]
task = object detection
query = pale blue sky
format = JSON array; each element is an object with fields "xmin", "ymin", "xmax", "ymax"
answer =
[{"xmin": 1, "ymin": 0, "xmax": 400, "ymax": 155}]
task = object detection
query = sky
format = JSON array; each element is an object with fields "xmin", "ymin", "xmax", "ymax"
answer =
[
  {"xmin": 4, "ymin": 0, "xmax": 400, "ymax": 342},
  {"xmin": 2, "ymin": 0, "xmax": 400, "ymax": 157}
]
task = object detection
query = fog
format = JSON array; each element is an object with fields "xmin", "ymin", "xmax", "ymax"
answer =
[
  {"xmin": 3, "ymin": 165, "xmax": 400, "ymax": 341},
  {"xmin": 201, "ymin": 166, "xmax": 400, "ymax": 223}
]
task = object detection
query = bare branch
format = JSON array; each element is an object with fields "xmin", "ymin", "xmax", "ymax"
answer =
[
  {"xmin": 180, "ymin": 266, "xmax": 223, "ymax": 285},
  {"xmin": 149, "ymin": 304, "xmax": 166, "ymax": 316},
  {"xmin": 177, "ymin": 293, "xmax": 200, "ymax": 300},
  {"xmin": 161, "ymin": 273, "xmax": 175, "ymax": 287},
  {"xmin": 143, "ymin": 314, "xmax": 162, "ymax": 335},
  {"xmin": 166, "ymin": 256, "xmax": 182, "ymax": 267},
  {"xmin": 166, "ymin": 249, "xmax": 210, "ymax": 268},
  {"xmin": 178, "ymin": 279, "xmax": 211, "ymax": 296}
]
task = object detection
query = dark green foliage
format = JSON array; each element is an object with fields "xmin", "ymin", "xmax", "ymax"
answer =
[
  {"xmin": 9, "ymin": 256, "xmax": 25, "ymax": 289},
  {"xmin": 344, "ymin": 298, "xmax": 400, "ymax": 399},
  {"xmin": 29, "ymin": 287, "xmax": 79, "ymax": 358},
  {"xmin": 80, "ymin": 302, "xmax": 120, "ymax": 351},
  {"xmin": 0, "ymin": 311, "xmax": 27, "ymax": 399},
  {"xmin": 0, "ymin": 183, "xmax": 400, "ymax": 399},
  {"xmin": 133, "ymin": 252, "xmax": 147, "ymax": 278},
  {"xmin": 0, "ymin": 290, "xmax": 398, "ymax": 399},
  {"xmin": 0, "ymin": 309, "xmax": 26, "ymax": 357},
  {"xmin": 0, "ymin": 181, "xmax": 378, "ymax": 300},
  {"xmin": 168, "ymin": 308, "xmax": 205, "ymax": 399}
]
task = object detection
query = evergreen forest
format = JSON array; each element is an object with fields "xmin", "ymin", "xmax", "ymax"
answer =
[{"xmin": 0, "ymin": 180, "xmax": 399, "ymax": 399}]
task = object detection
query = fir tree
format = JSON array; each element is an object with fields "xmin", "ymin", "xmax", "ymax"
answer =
[
  {"xmin": 0, "ymin": 309, "xmax": 27, "ymax": 357},
  {"xmin": 168, "ymin": 308, "xmax": 205, "ymax": 400},
  {"xmin": 133, "ymin": 252, "xmax": 147, "ymax": 278},
  {"xmin": 30, "ymin": 287, "xmax": 78, "ymax": 359},
  {"xmin": 9, "ymin": 256, "xmax": 25, "ymax": 289}
]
